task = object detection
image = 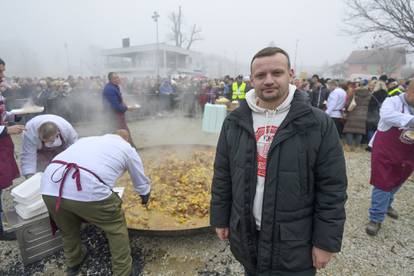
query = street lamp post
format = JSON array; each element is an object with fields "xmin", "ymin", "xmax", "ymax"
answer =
[
  {"xmin": 152, "ymin": 11, "xmax": 160, "ymax": 81},
  {"xmin": 64, "ymin": 42, "xmax": 70, "ymax": 75},
  {"xmin": 293, "ymin": 39, "xmax": 299, "ymax": 74}
]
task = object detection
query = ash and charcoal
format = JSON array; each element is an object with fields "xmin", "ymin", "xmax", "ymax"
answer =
[{"xmin": 0, "ymin": 225, "xmax": 143, "ymax": 276}]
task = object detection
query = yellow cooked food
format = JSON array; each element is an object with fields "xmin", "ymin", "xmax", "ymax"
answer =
[
  {"xmin": 404, "ymin": 130, "xmax": 414, "ymax": 140},
  {"xmin": 117, "ymin": 146, "xmax": 215, "ymax": 230}
]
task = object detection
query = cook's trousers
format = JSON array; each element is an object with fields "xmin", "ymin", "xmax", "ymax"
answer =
[{"xmin": 43, "ymin": 193, "xmax": 132, "ymax": 276}]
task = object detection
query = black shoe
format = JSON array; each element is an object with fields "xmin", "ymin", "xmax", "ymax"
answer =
[
  {"xmin": 0, "ymin": 231, "xmax": 16, "ymax": 241},
  {"xmin": 366, "ymin": 221, "xmax": 381, "ymax": 236},
  {"xmin": 66, "ymin": 248, "xmax": 89, "ymax": 276},
  {"xmin": 131, "ymin": 265, "xmax": 137, "ymax": 276},
  {"xmin": 387, "ymin": 207, "xmax": 399, "ymax": 219}
]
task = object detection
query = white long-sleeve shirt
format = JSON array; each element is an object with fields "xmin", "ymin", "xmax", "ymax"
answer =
[
  {"xmin": 21, "ymin": 114, "xmax": 78, "ymax": 175},
  {"xmin": 41, "ymin": 134, "xmax": 151, "ymax": 202},
  {"xmin": 377, "ymin": 94, "xmax": 414, "ymax": 131},
  {"xmin": 325, "ymin": 87, "xmax": 347, "ymax": 118}
]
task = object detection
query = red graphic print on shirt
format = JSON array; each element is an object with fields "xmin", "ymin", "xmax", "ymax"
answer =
[{"xmin": 256, "ymin": 125, "xmax": 278, "ymax": 177}]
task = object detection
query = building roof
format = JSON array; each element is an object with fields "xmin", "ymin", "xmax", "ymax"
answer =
[
  {"xmin": 345, "ymin": 47, "xmax": 406, "ymax": 65},
  {"xmin": 102, "ymin": 43, "xmax": 201, "ymax": 57}
]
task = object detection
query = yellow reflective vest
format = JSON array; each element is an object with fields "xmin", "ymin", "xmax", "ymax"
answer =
[
  {"xmin": 232, "ymin": 82, "xmax": 246, "ymax": 100},
  {"xmin": 388, "ymin": 87, "xmax": 402, "ymax": 96}
]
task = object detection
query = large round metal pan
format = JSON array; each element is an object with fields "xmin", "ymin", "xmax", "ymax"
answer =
[{"xmin": 122, "ymin": 144, "xmax": 215, "ymax": 236}]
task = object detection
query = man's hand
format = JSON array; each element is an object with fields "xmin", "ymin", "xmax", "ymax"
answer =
[
  {"xmin": 215, "ymin": 227, "xmax": 229, "ymax": 240},
  {"xmin": 312, "ymin": 246, "xmax": 333, "ymax": 269},
  {"xmin": 140, "ymin": 192, "xmax": 150, "ymax": 206},
  {"xmin": 7, "ymin": 125, "xmax": 25, "ymax": 135}
]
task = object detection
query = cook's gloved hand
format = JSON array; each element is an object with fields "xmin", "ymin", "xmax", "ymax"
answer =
[{"xmin": 140, "ymin": 192, "xmax": 150, "ymax": 206}]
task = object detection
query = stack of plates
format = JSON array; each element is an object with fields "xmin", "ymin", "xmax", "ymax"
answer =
[{"xmin": 11, "ymin": 173, "xmax": 48, "ymax": 220}]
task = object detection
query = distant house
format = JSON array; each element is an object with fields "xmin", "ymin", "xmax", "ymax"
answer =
[{"xmin": 345, "ymin": 47, "xmax": 406, "ymax": 79}]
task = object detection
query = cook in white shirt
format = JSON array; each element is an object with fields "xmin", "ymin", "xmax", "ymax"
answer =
[
  {"xmin": 41, "ymin": 133, "xmax": 150, "ymax": 202},
  {"xmin": 41, "ymin": 130, "xmax": 151, "ymax": 276},
  {"xmin": 21, "ymin": 114, "xmax": 78, "ymax": 177}
]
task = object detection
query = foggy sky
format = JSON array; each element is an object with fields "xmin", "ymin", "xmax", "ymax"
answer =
[{"xmin": 1, "ymin": 0, "xmax": 371, "ymax": 77}]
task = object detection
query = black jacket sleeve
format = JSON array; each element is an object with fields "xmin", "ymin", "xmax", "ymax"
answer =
[
  {"xmin": 210, "ymin": 121, "xmax": 233, "ymax": 228},
  {"xmin": 312, "ymin": 114, "xmax": 348, "ymax": 252}
]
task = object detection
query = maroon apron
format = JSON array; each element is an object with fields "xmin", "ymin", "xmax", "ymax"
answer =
[
  {"xmin": 371, "ymin": 127, "xmax": 414, "ymax": 191},
  {"xmin": 0, "ymin": 135, "xmax": 20, "ymax": 189},
  {"xmin": 0, "ymin": 98, "xmax": 20, "ymax": 189},
  {"xmin": 48, "ymin": 160, "xmax": 106, "ymax": 234},
  {"xmin": 115, "ymin": 112, "xmax": 129, "ymax": 131},
  {"xmin": 37, "ymin": 134, "xmax": 67, "ymax": 172}
]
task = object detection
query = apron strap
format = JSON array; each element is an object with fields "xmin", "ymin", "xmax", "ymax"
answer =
[{"xmin": 50, "ymin": 160, "xmax": 107, "ymax": 212}]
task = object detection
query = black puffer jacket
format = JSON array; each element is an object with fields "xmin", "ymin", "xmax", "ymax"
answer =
[
  {"xmin": 310, "ymin": 86, "xmax": 329, "ymax": 109},
  {"xmin": 210, "ymin": 93, "xmax": 347, "ymax": 274}
]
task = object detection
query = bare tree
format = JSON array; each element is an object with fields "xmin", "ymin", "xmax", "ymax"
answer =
[
  {"xmin": 344, "ymin": 0, "xmax": 414, "ymax": 49},
  {"xmin": 186, "ymin": 24, "xmax": 202, "ymax": 50},
  {"xmin": 169, "ymin": 6, "xmax": 185, "ymax": 47},
  {"xmin": 375, "ymin": 47, "xmax": 406, "ymax": 75},
  {"xmin": 168, "ymin": 6, "xmax": 202, "ymax": 50}
]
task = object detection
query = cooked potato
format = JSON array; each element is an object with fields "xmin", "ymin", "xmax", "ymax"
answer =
[{"xmin": 118, "ymin": 146, "xmax": 215, "ymax": 230}]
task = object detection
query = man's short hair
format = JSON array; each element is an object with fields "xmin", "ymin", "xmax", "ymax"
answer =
[
  {"xmin": 387, "ymin": 78, "xmax": 396, "ymax": 85},
  {"xmin": 108, "ymin": 72, "xmax": 115, "ymax": 81},
  {"xmin": 327, "ymin": 79, "xmax": 338, "ymax": 87},
  {"xmin": 250, "ymin": 47, "xmax": 291, "ymax": 73},
  {"xmin": 312, "ymin": 74, "xmax": 320, "ymax": 81},
  {"xmin": 339, "ymin": 80, "xmax": 349, "ymax": 90},
  {"xmin": 379, "ymin": 74, "xmax": 388, "ymax": 82},
  {"xmin": 38, "ymin": 122, "xmax": 59, "ymax": 141},
  {"xmin": 0, "ymin": 58, "xmax": 5, "ymax": 66}
]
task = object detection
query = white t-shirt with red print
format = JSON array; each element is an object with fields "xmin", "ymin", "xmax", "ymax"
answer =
[{"xmin": 245, "ymin": 86, "xmax": 296, "ymax": 229}]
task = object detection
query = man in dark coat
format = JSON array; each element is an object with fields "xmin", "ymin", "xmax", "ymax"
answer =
[
  {"xmin": 310, "ymin": 74, "xmax": 329, "ymax": 110},
  {"xmin": 210, "ymin": 47, "xmax": 347, "ymax": 275},
  {"xmin": 102, "ymin": 72, "xmax": 138, "ymax": 145}
]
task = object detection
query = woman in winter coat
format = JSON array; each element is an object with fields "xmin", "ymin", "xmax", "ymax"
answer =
[
  {"xmin": 343, "ymin": 86, "xmax": 371, "ymax": 151},
  {"xmin": 366, "ymin": 80, "xmax": 388, "ymax": 143}
]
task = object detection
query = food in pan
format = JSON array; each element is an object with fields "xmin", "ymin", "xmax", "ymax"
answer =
[{"xmin": 118, "ymin": 146, "xmax": 215, "ymax": 230}]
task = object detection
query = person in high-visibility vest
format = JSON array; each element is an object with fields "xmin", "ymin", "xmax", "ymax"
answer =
[
  {"xmin": 387, "ymin": 78, "xmax": 403, "ymax": 97},
  {"xmin": 231, "ymin": 75, "xmax": 247, "ymax": 101}
]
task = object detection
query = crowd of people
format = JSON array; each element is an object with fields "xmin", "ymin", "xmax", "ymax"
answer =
[
  {"xmin": 1, "ymin": 74, "xmax": 246, "ymax": 123},
  {"xmin": 2, "ymin": 70, "xmax": 410, "ymax": 151},
  {"xmin": 294, "ymin": 74, "xmax": 410, "ymax": 151}
]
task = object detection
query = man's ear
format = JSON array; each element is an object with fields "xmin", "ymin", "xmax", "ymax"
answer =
[
  {"xmin": 289, "ymin": 68, "xmax": 295, "ymax": 81},
  {"xmin": 250, "ymin": 75, "xmax": 255, "ymax": 88}
]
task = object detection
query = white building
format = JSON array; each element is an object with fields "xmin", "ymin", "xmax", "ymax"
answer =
[{"xmin": 102, "ymin": 43, "xmax": 205, "ymax": 78}]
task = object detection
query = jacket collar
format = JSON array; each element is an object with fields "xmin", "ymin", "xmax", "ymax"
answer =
[{"xmin": 228, "ymin": 91, "xmax": 316, "ymax": 135}]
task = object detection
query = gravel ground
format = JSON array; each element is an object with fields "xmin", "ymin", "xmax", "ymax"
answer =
[{"xmin": 1, "ymin": 117, "xmax": 413, "ymax": 275}]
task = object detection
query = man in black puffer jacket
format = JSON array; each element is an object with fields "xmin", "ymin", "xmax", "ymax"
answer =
[{"xmin": 210, "ymin": 47, "xmax": 347, "ymax": 276}]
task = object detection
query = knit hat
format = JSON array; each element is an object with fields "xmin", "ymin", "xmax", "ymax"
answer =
[{"xmin": 379, "ymin": 75, "xmax": 388, "ymax": 82}]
